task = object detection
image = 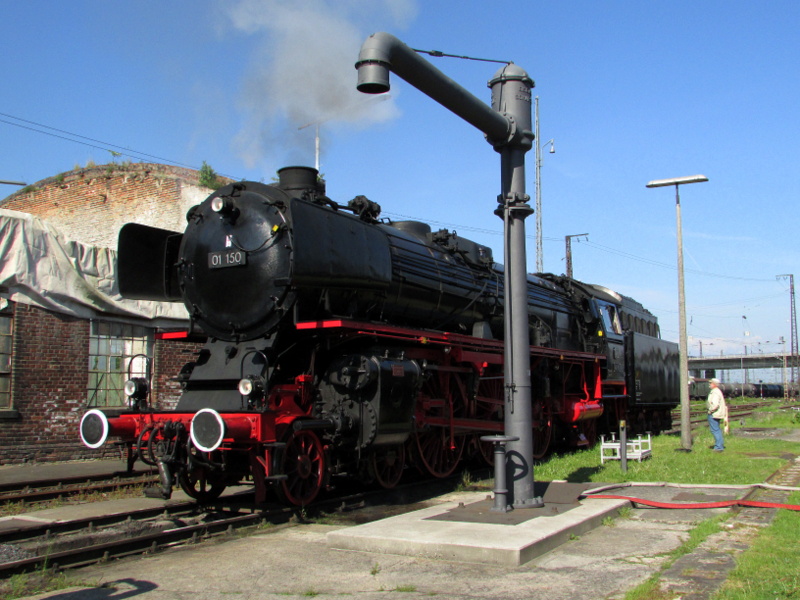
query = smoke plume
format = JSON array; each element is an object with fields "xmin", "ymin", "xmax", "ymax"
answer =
[{"xmin": 224, "ymin": 0, "xmax": 417, "ymax": 169}]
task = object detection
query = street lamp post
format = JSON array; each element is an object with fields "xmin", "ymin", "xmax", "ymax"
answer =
[{"xmin": 646, "ymin": 174, "xmax": 708, "ymax": 451}]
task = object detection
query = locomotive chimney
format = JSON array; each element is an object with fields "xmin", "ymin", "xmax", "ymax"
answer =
[{"xmin": 277, "ymin": 166, "xmax": 324, "ymax": 195}]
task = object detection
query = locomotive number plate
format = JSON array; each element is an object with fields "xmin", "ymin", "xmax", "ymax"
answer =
[{"xmin": 208, "ymin": 250, "xmax": 247, "ymax": 269}]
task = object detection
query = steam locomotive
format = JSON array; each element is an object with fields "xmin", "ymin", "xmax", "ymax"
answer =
[{"xmin": 79, "ymin": 166, "xmax": 679, "ymax": 505}]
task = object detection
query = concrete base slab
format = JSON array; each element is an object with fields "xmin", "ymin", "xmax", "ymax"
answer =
[{"xmin": 328, "ymin": 490, "xmax": 630, "ymax": 567}]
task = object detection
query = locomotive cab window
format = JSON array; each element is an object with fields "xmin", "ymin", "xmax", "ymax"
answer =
[
  {"xmin": 0, "ymin": 298, "xmax": 13, "ymax": 410},
  {"xmin": 598, "ymin": 302, "xmax": 623, "ymax": 337},
  {"xmin": 87, "ymin": 321, "xmax": 152, "ymax": 407}
]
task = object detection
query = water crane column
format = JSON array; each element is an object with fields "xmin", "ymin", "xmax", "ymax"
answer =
[{"xmin": 355, "ymin": 32, "xmax": 542, "ymax": 508}]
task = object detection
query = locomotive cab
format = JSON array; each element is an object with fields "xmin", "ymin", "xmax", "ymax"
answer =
[{"xmin": 594, "ymin": 300, "xmax": 626, "ymax": 382}]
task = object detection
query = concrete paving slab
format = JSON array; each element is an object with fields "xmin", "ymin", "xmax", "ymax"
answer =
[
  {"xmin": 5, "ymin": 480, "xmax": 772, "ymax": 600},
  {"xmin": 0, "ymin": 485, "xmax": 255, "ymax": 531},
  {"xmin": 327, "ymin": 490, "xmax": 630, "ymax": 566},
  {"xmin": 27, "ymin": 515, "xmax": 693, "ymax": 600}
]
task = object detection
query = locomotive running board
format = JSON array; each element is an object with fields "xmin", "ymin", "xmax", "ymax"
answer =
[{"xmin": 296, "ymin": 319, "xmax": 606, "ymax": 363}]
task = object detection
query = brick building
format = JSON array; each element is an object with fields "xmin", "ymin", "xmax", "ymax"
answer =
[
  {"xmin": 1, "ymin": 162, "xmax": 216, "ymax": 247},
  {"xmin": 0, "ymin": 163, "xmax": 222, "ymax": 464}
]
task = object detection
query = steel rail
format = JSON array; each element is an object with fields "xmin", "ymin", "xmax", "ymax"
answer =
[
  {"xmin": 0, "ymin": 469, "xmax": 470, "ymax": 577},
  {"xmin": 0, "ymin": 474, "xmax": 158, "ymax": 505},
  {"xmin": 0, "ymin": 511, "xmax": 276, "ymax": 576},
  {"xmin": 0, "ymin": 501, "xmax": 198, "ymax": 544}
]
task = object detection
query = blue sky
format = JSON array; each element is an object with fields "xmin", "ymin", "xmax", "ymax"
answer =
[{"xmin": 2, "ymin": 1, "xmax": 798, "ymax": 381}]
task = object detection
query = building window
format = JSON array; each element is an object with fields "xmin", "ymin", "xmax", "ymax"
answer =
[
  {"xmin": 0, "ymin": 299, "xmax": 12, "ymax": 409},
  {"xmin": 87, "ymin": 321, "xmax": 152, "ymax": 407}
]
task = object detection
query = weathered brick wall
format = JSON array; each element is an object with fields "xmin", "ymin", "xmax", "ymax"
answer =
[
  {"xmin": 0, "ymin": 302, "xmax": 199, "ymax": 465},
  {"xmin": 0, "ymin": 163, "xmax": 225, "ymax": 464},
  {"xmin": 0, "ymin": 163, "xmax": 221, "ymax": 248},
  {"xmin": 0, "ymin": 303, "xmax": 104, "ymax": 463},
  {"xmin": 153, "ymin": 337, "xmax": 202, "ymax": 410}
]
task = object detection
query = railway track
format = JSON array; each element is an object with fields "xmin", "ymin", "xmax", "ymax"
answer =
[
  {"xmin": 0, "ymin": 473, "xmax": 464, "ymax": 577},
  {"xmin": 0, "ymin": 504, "xmax": 287, "ymax": 577},
  {"xmin": 0, "ymin": 471, "xmax": 158, "ymax": 507},
  {"xmin": 670, "ymin": 400, "xmax": 779, "ymax": 430},
  {"xmin": 5, "ymin": 399, "xmax": 791, "ymax": 577},
  {"xmin": 0, "ymin": 485, "xmax": 320, "ymax": 578}
]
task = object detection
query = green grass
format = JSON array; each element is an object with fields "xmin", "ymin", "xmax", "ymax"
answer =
[
  {"xmin": 534, "ymin": 420, "xmax": 798, "ymax": 487},
  {"xmin": 593, "ymin": 408, "xmax": 800, "ymax": 600},
  {"xmin": 2, "ymin": 407, "xmax": 796, "ymax": 600},
  {"xmin": 0, "ymin": 570, "xmax": 98, "ymax": 600},
  {"xmin": 714, "ymin": 491, "xmax": 800, "ymax": 600},
  {"xmin": 738, "ymin": 406, "xmax": 800, "ymax": 428},
  {"xmin": 623, "ymin": 514, "xmax": 729, "ymax": 600}
]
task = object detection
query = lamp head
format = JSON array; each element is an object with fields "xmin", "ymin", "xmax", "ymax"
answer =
[{"xmin": 646, "ymin": 175, "xmax": 708, "ymax": 188}]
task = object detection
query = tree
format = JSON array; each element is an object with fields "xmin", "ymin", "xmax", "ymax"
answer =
[{"xmin": 199, "ymin": 161, "xmax": 221, "ymax": 190}]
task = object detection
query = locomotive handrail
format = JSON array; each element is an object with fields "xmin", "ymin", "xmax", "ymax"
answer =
[{"xmin": 295, "ymin": 318, "xmax": 607, "ymax": 362}]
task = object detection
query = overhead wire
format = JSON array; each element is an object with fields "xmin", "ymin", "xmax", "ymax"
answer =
[
  {"xmin": 385, "ymin": 210, "xmax": 779, "ymax": 287},
  {"xmin": 384, "ymin": 209, "xmax": 789, "ymax": 348},
  {"xmin": 0, "ymin": 111, "xmax": 241, "ymax": 179},
  {"xmin": 582, "ymin": 240, "xmax": 777, "ymax": 283},
  {"xmin": 2, "ymin": 111, "xmax": 786, "ymax": 292},
  {"xmin": 0, "ymin": 112, "xmax": 196, "ymax": 169}
]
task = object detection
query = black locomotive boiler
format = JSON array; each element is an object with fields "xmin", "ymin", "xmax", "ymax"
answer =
[{"xmin": 79, "ymin": 166, "xmax": 679, "ymax": 505}]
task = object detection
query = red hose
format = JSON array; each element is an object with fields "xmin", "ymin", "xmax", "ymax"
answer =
[{"xmin": 583, "ymin": 494, "xmax": 800, "ymax": 512}]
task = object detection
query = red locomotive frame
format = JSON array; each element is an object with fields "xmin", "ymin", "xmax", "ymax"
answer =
[{"xmin": 83, "ymin": 318, "xmax": 613, "ymax": 506}]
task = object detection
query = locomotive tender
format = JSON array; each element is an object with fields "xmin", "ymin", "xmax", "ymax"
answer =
[{"xmin": 79, "ymin": 166, "xmax": 679, "ymax": 505}]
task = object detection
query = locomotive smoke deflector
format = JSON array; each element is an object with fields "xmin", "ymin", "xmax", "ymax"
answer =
[
  {"xmin": 356, "ymin": 32, "xmax": 541, "ymax": 509},
  {"xmin": 117, "ymin": 222, "xmax": 183, "ymax": 302}
]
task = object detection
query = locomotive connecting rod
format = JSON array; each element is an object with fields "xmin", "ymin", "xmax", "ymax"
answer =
[{"xmin": 356, "ymin": 32, "xmax": 543, "ymax": 509}]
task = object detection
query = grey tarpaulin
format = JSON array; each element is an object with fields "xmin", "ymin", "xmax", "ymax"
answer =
[{"xmin": 0, "ymin": 209, "xmax": 188, "ymax": 327}]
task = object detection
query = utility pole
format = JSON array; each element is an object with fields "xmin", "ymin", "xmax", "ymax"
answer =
[
  {"xmin": 534, "ymin": 96, "xmax": 554, "ymax": 273},
  {"xmin": 777, "ymin": 274, "xmax": 798, "ymax": 387},
  {"xmin": 565, "ymin": 233, "xmax": 588, "ymax": 279}
]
